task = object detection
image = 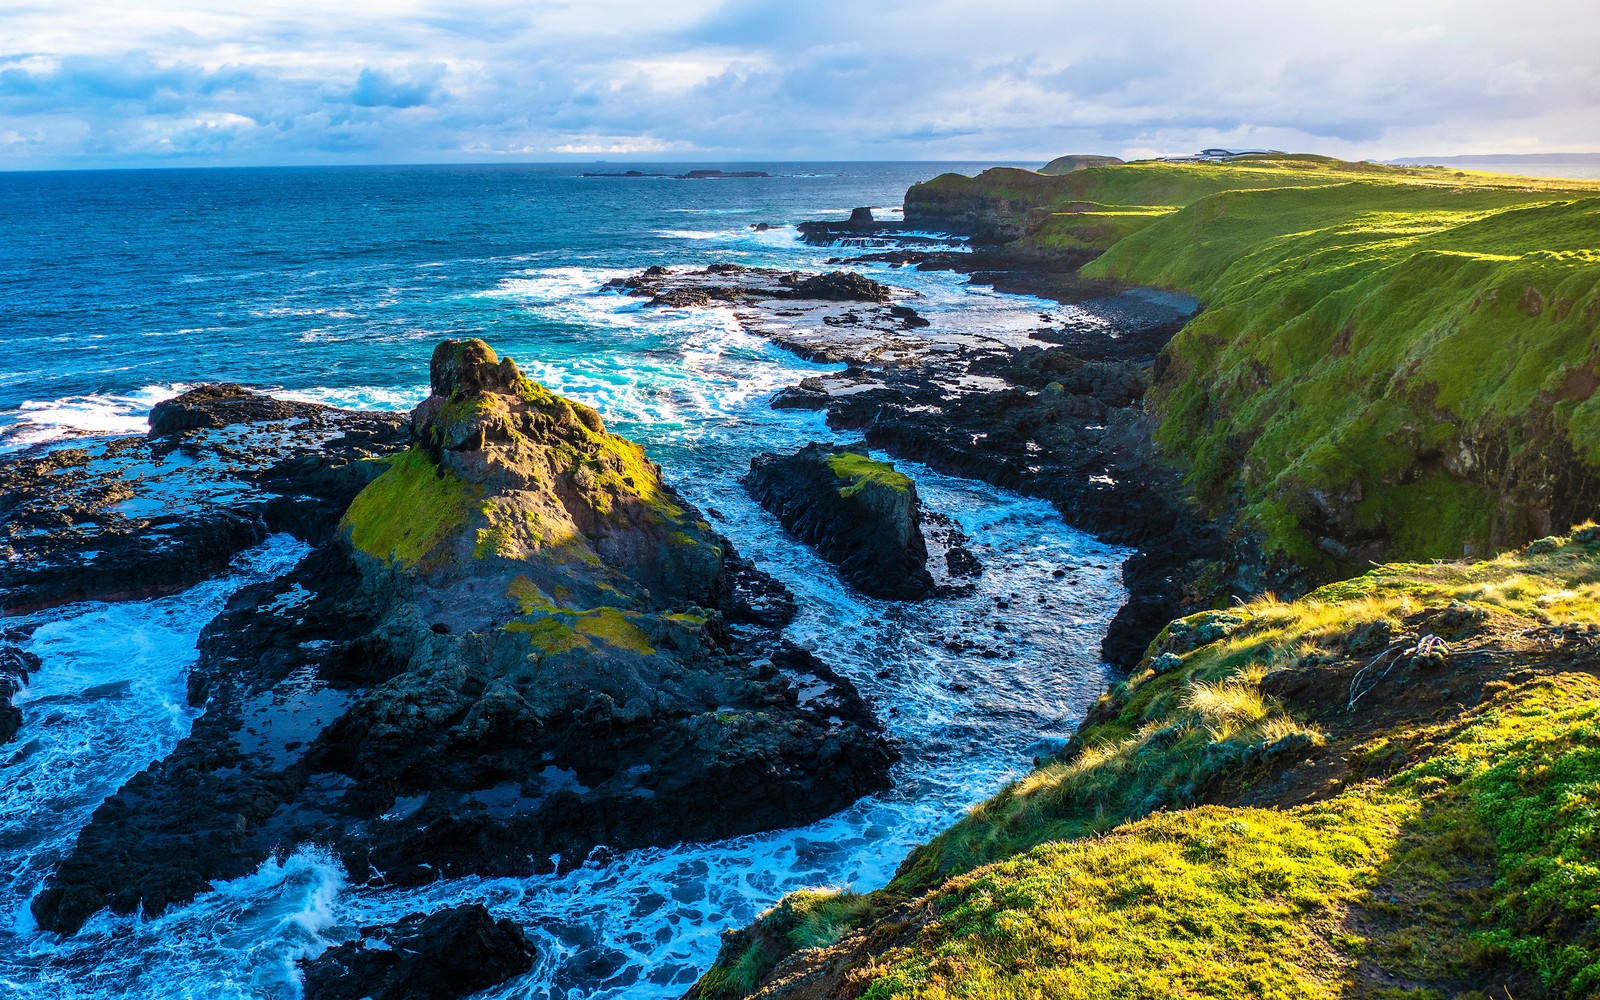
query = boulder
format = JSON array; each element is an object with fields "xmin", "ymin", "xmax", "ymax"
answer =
[
  {"xmin": 789, "ymin": 271, "xmax": 890, "ymax": 303},
  {"xmin": 744, "ymin": 443, "xmax": 934, "ymax": 600},
  {"xmin": 300, "ymin": 904, "xmax": 536, "ymax": 1000}
]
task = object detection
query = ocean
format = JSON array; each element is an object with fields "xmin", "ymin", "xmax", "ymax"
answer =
[{"xmin": 0, "ymin": 163, "xmax": 1126, "ymax": 998}]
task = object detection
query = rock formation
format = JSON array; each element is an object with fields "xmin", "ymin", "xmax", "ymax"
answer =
[
  {"xmin": 300, "ymin": 904, "xmax": 536, "ymax": 1000},
  {"xmin": 744, "ymin": 443, "xmax": 934, "ymax": 600},
  {"xmin": 31, "ymin": 339, "xmax": 895, "ymax": 941}
]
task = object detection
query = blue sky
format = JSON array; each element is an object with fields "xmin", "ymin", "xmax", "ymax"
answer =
[{"xmin": 1, "ymin": 0, "xmax": 1596, "ymax": 168}]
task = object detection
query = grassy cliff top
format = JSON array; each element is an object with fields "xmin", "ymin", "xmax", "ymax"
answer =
[
  {"xmin": 691, "ymin": 527, "xmax": 1600, "ymax": 1000},
  {"xmin": 912, "ymin": 156, "xmax": 1599, "ymax": 214},
  {"xmin": 915, "ymin": 156, "xmax": 1600, "ymax": 577}
]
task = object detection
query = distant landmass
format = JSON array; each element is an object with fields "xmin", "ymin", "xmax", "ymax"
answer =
[
  {"xmin": 1387, "ymin": 151, "xmax": 1600, "ymax": 180},
  {"xmin": 580, "ymin": 168, "xmax": 772, "ymax": 179}
]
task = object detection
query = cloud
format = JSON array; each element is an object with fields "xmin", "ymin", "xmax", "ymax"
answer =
[
  {"xmin": 0, "ymin": 0, "xmax": 1595, "ymax": 168},
  {"xmin": 351, "ymin": 64, "xmax": 445, "ymax": 108}
]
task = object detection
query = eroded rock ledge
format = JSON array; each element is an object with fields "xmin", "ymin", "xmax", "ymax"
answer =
[{"xmin": 29, "ymin": 340, "xmax": 895, "ymax": 965}]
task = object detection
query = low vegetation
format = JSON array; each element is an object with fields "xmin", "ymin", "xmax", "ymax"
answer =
[
  {"xmin": 692, "ymin": 528, "xmax": 1600, "ymax": 999},
  {"xmin": 826, "ymin": 452, "xmax": 914, "ymax": 497},
  {"xmin": 341, "ymin": 446, "xmax": 479, "ymax": 567},
  {"xmin": 915, "ymin": 155, "xmax": 1600, "ymax": 577}
]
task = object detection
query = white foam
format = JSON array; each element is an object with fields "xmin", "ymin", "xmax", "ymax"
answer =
[
  {"xmin": 276, "ymin": 385, "xmax": 426, "ymax": 413},
  {"xmin": 0, "ymin": 385, "xmax": 187, "ymax": 452}
]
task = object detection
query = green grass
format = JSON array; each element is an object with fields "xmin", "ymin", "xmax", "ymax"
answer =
[
  {"xmin": 826, "ymin": 452, "xmax": 913, "ymax": 497},
  {"xmin": 693, "ymin": 531, "xmax": 1600, "ymax": 999},
  {"xmin": 1080, "ymin": 176, "xmax": 1600, "ymax": 571},
  {"xmin": 862, "ymin": 670, "xmax": 1600, "ymax": 999},
  {"xmin": 694, "ymin": 889, "xmax": 877, "ymax": 1000},
  {"xmin": 911, "ymin": 157, "xmax": 1600, "ymax": 573},
  {"xmin": 341, "ymin": 446, "xmax": 479, "ymax": 567}
]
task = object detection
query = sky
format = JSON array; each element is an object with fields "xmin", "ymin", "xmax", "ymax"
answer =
[{"xmin": 1, "ymin": 0, "xmax": 1597, "ymax": 169}]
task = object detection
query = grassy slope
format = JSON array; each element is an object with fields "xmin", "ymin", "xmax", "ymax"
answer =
[
  {"xmin": 913, "ymin": 157, "xmax": 1600, "ymax": 578},
  {"xmin": 692, "ymin": 528, "xmax": 1600, "ymax": 999},
  {"xmin": 688, "ymin": 160, "xmax": 1600, "ymax": 1000}
]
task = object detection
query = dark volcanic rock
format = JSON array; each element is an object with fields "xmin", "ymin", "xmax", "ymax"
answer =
[
  {"xmin": 0, "ymin": 387, "xmax": 406, "ymax": 615},
  {"xmin": 300, "ymin": 904, "xmax": 536, "ymax": 1000},
  {"xmin": 745, "ymin": 443, "xmax": 934, "ymax": 600},
  {"xmin": 32, "ymin": 339, "xmax": 895, "ymax": 936},
  {"xmin": 790, "ymin": 270, "xmax": 890, "ymax": 302},
  {"xmin": 0, "ymin": 627, "xmax": 40, "ymax": 744},
  {"xmin": 148, "ymin": 383, "xmax": 319, "ymax": 437}
]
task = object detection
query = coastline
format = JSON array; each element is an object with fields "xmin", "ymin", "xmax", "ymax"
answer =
[{"xmin": 3, "ymin": 155, "xmax": 1599, "ymax": 1000}]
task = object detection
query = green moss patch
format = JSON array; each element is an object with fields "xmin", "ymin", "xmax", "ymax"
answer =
[
  {"xmin": 826, "ymin": 452, "xmax": 913, "ymax": 498},
  {"xmin": 342, "ymin": 447, "xmax": 479, "ymax": 567},
  {"xmin": 573, "ymin": 607, "xmax": 655, "ymax": 655}
]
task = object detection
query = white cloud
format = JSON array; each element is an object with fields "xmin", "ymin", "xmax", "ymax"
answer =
[{"xmin": 0, "ymin": 0, "xmax": 1595, "ymax": 167}]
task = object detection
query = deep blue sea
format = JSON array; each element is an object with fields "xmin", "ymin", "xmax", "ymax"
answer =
[{"xmin": 0, "ymin": 164, "xmax": 1128, "ymax": 999}]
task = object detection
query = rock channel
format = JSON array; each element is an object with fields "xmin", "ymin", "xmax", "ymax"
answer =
[{"xmin": 608, "ymin": 259, "xmax": 1219, "ymax": 666}]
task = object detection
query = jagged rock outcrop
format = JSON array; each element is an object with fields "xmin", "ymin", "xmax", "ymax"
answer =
[
  {"xmin": 0, "ymin": 387, "xmax": 407, "ymax": 615},
  {"xmin": 0, "ymin": 626, "xmax": 39, "ymax": 744},
  {"xmin": 32, "ymin": 339, "xmax": 895, "ymax": 943},
  {"xmin": 744, "ymin": 443, "xmax": 935, "ymax": 600},
  {"xmin": 300, "ymin": 904, "xmax": 536, "ymax": 1000}
]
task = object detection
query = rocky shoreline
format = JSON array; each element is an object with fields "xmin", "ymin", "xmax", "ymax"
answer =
[
  {"xmin": 8, "ymin": 340, "xmax": 896, "ymax": 999},
  {"xmin": 607, "ymin": 252, "xmax": 1220, "ymax": 665}
]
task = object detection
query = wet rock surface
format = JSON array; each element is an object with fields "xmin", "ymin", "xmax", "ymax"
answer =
[
  {"xmin": 0, "ymin": 387, "xmax": 407, "ymax": 615},
  {"xmin": 744, "ymin": 443, "xmax": 939, "ymax": 601},
  {"xmin": 300, "ymin": 904, "xmax": 537, "ymax": 1000},
  {"xmin": 611, "ymin": 262, "xmax": 1220, "ymax": 665},
  {"xmin": 0, "ymin": 626, "xmax": 40, "ymax": 744},
  {"xmin": 30, "ymin": 340, "xmax": 896, "ymax": 961}
]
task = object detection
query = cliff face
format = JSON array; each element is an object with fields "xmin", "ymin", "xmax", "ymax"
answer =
[
  {"xmin": 32, "ymin": 339, "xmax": 895, "ymax": 938},
  {"xmin": 906, "ymin": 157, "xmax": 1600, "ymax": 594}
]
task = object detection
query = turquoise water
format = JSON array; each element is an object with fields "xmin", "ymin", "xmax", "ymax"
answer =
[{"xmin": 0, "ymin": 164, "xmax": 1128, "ymax": 998}]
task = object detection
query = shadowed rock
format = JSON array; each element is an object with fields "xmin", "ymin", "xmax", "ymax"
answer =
[
  {"xmin": 745, "ymin": 443, "xmax": 934, "ymax": 600},
  {"xmin": 300, "ymin": 904, "xmax": 536, "ymax": 1000}
]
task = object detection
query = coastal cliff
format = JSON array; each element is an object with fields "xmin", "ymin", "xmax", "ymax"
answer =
[
  {"xmin": 685, "ymin": 157, "xmax": 1600, "ymax": 1000},
  {"xmin": 904, "ymin": 156, "xmax": 1600, "ymax": 596}
]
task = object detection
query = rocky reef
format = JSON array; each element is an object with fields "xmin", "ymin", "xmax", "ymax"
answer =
[
  {"xmin": 744, "ymin": 444, "xmax": 937, "ymax": 600},
  {"xmin": 0, "ymin": 386, "xmax": 406, "ymax": 615},
  {"xmin": 28, "ymin": 340, "xmax": 894, "ymax": 953}
]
